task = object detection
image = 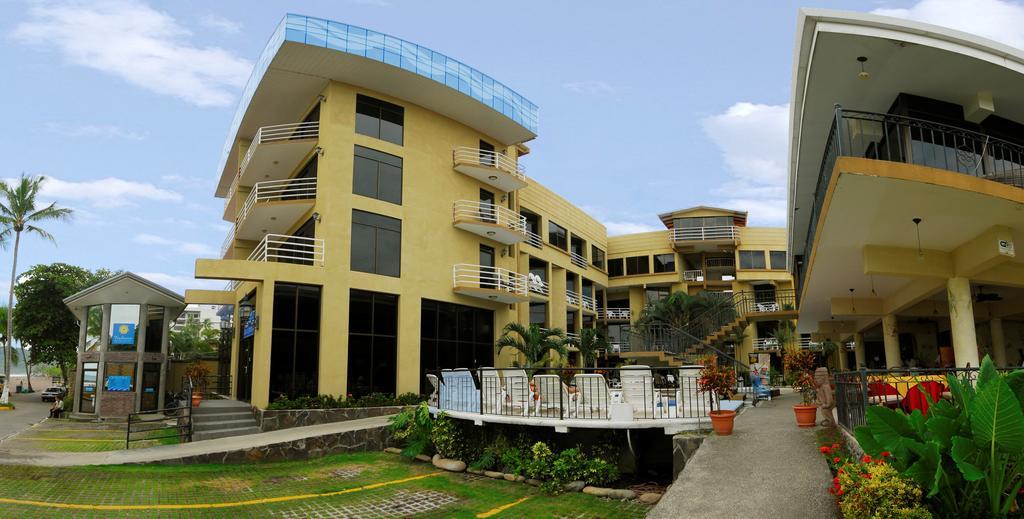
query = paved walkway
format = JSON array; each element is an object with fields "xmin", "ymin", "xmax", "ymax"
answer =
[
  {"xmin": 648, "ymin": 391, "xmax": 836, "ymax": 519},
  {"xmin": 0, "ymin": 415, "xmax": 392, "ymax": 466},
  {"xmin": 0, "ymin": 391, "xmax": 51, "ymax": 441}
]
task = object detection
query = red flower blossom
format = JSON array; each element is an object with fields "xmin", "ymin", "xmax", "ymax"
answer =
[
  {"xmin": 833, "ymin": 477, "xmax": 839, "ymax": 484},
  {"xmin": 833, "ymin": 457, "xmax": 840, "ymax": 463},
  {"xmin": 862, "ymin": 455, "xmax": 872, "ymax": 463},
  {"xmin": 820, "ymin": 446, "xmax": 830, "ymax": 454},
  {"xmin": 881, "ymin": 451, "xmax": 890, "ymax": 458},
  {"xmin": 837, "ymin": 489, "xmax": 844, "ymax": 496},
  {"xmin": 832, "ymin": 443, "xmax": 840, "ymax": 450}
]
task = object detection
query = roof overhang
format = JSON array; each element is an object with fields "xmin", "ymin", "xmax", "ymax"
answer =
[
  {"xmin": 787, "ymin": 8, "xmax": 1024, "ymax": 258},
  {"xmin": 64, "ymin": 272, "xmax": 186, "ymax": 314},
  {"xmin": 657, "ymin": 206, "xmax": 748, "ymax": 228}
]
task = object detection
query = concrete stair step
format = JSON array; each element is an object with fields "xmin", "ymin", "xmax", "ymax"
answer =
[
  {"xmin": 193, "ymin": 426, "xmax": 261, "ymax": 441},
  {"xmin": 192, "ymin": 410, "xmax": 253, "ymax": 421},
  {"xmin": 192, "ymin": 404, "xmax": 251, "ymax": 415},
  {"xmin": 193, "ymin": 418, "xmax": 259, "ymax": 432}
]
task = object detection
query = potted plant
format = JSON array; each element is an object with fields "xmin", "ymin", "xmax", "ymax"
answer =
[
  {"xmin": 698, "ymin": 361, "xmax": 738, "ymax": 435},
  {"xmin": 784, "ymin": 348, "xmax": 819, "ymax": 427},
  {"xmin": 184, "ymin": 361, "xmax": 211, "ymax": 407}
]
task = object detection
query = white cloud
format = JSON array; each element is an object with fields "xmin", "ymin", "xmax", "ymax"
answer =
[
  {"xmin": 701, "ymin": 102, "xmax": 789, "ymax": 225},
  {"xmin": 29, "ymin": 176, "xmax": 182, "ymax": 208},
  {"xmin": 134, "ymin": 233, "xmax": 215, "ymax": 256},
  {"xmin": 137, "ymin": 272, "xmax": 220, "ymax": 293},
  {"xmin": 604, "ymin": 221, "xmax": 661, "ymax": 236},
  {"xmin": 562, "ymin": 80, "xmax": 616, "ymax": 96},
  {"xmin": 11, "ymin": 0, "xmax": 253, "ymax": 107},
  {"xmin": 198, "ymin": 13, "xmax": 241, "ymax": 34},
  {"xmin": 872, "ymin": 0, "xmax": 1024, "ymax": 50},
  {"xmin": 43, "ymin": 122, "xmax": 145, "ymax": 140}
]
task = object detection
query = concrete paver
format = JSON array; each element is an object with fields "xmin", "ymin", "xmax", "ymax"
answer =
[
  {"xmin": 0, "ymin": 391, "xmax": 52, "ymax": 441},
  {"xmin": 648, "ymin": 391, "xmax": 837, "ymax": 519}
]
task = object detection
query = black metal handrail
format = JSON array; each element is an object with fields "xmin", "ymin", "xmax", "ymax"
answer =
[
  {"xmin": 799, "ymin": 106, "xmax": 1024, "ymax": 296},
  {"xmin": 126, "ymin": 377, "xmax": 193, "ymax": 448}
]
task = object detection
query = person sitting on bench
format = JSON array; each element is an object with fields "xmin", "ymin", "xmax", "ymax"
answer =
[{"xmin": 49, "ymin": 397, "xmax": 64, "ymax": 419}]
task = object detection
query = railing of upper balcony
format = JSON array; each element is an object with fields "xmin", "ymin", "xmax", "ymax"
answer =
[
  {"xmin": 239, "ymin": 178, "xmax": 317, "ymax": 224},
  {"xmin": 452, "ymin": 264, "xmax": 528, "ymax": 297},
  {"xmin": 248, "ymin": 234, "xmax": 325, "ymax": 266},
  {"xmin": 753, "ymin": 336, "xmax": 818, "ymax": 351},
  {"xmin": 220, "ymin": 224, "xmax": 235, "ymax": 258},
  {"xmin": 524, "ymin": 230, "xmax": 542, "ymax": 248},
  {"xmin": 566, "ymin": 289, "xmax": 582, "ymax": 308},
  {"xmin": 452, "ymin": 147, "xmax": 525, "ymax": 181},
  {"xmin": 452, "ymin": 200, "xmax": 527, "ymax": 234},
  {"xmin": 682, "ymin": 269, "xmax": 704, "ymax": 282},
  {"xmin": 800, "ymin": 106, "xmax": 1024, "ymax": 295},
  {"xmin": 580, "ymin": 293, "xmax": 597, "ymax": 312},
  {"xmin": 238, "ymin": 121, "xmax": 320, "ymax": 176},
  {"xmin": 670, "ymin": 226, "xmax": 739, "ymax": 242},
  {"xmin": 599, "ymin": 308, "xmax": 630, "ymax": 320},
  {"xmin": 527, "ymin": 273, "xmax": 549, "ymax": 296},
  {"xmin": 705, "ymin": 257, "xmax": 735, "ymax": 268},
  {"xmin": 570, "ymin": 251, "xmax": 588, "ymax": 269}
]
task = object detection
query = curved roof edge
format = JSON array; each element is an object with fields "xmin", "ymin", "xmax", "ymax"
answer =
[
  {"xmin": 63, "ymin": 272, "xmax": 186, "ymax": 311},
  {"xmin": 215, "ymin": 14, "xmax": 539, "ymax": 184}
]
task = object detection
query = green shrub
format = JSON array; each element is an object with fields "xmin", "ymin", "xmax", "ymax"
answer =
[
  {"xmin": 431, "ymin": 414, "xmax": 480, "ymax": 461},
  {"xmin": 469, "ymin": 451, "xmax": 498, "ymax": 471},
  {"xmin": 267, "ymin": 392, "xmax": 424, "ymax": 410},
  {"xmin": 387, "ymin": 403, "xmax": 434, "ymax": 458},
  {"xmin": 526, "ymin": 441, "xmax": 554, "ymax": 480},
  {"xmin": 500, "ymin": 446, "xmax": 530, "ymax": 475},
  {"xmin": 838, "ymin": 463, "xmax": 932, "ymax": 519}
]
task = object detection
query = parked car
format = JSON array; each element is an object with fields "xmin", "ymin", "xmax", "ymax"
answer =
[{"xmin": 41, "ymin": 387, "xmax": 66, "ymax": 402}]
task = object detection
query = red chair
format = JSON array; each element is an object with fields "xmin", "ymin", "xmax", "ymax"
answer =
[
  {"xmin": 902, "ymin": 381, "xmax": 944, "ymax": 416},
  {"xmin": 867, "ymin": 382, "xmax": 900, "ymax": 407}
]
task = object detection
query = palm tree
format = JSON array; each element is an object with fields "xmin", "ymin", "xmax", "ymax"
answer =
[
  {"xmin": 496, "ymin": 323, "xmax": 569, "ymax": 370},
  {"xmin": 771, "ymin": 321, "xmax": 798, "ymax": 354},
  {"xmin": 0, "ymin": 175, "xmax": 72, "ymax": 403},
  {"xmin": 169, "ymin": 316, "xmax": 220, "ymax": 358},
  {"xmin": 636, "ymin": 290, "xmax": 722, "ymax": 330},
  {"xmin": 566, "ymin": 328, "xmax": 608, "ymax": 368}
]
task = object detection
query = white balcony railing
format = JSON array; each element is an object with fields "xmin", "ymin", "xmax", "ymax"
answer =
[
  {"xmin": 754, "ymin": 337, "xmax": 780, "ymax": 351},
  {"xmin": 452, "ymin": 201, "xmax": 527, "ymax": 234},
  {"xmin": 570, "ymin": 251, "xmax": 588, "ymax": 269},
  {"xmin": 239, "ymin": 121, "xmax": 320, "ymax": 176},
  {"xmin": 580, "ymin": 293, "xmax": 597, "ymax": 312},
  {"xmin": 670, "ymin": 226, "xmax": 739, "ymax": 243},
  {"xmin": 566, "ymin": 289, "xmax": 581, "ymax": 307},
  {"xmin": 452, "ymin": 147, "xmax": 525, "ymax": 181},
  {"xmin": 599, "ymin": 308, "xmax": 630, "ymax": 320},
  {"xmin": 247, "ymin": 234, "xmax": 325, "ymax": 266},
  {"xmin": 527, "ymin": 273, "xmax": 549, "ymax": 296},
  {"xmin": 524, "ymin": 230, "xmax": 542, "ymax": 248},
  {"xmin": 220, "ymin": 225, "xmax": 235, "ymax": 258},
  {"xmin": 452, "ymin": 264, "xmax": 528, "ymax": 297},
  {"xmin": 238, "ymin": 177, "xmax": 317, "ymax": 225},
  {"xmin": 683, "ymin": 269, "xmax": 704, "ymax": 282}
]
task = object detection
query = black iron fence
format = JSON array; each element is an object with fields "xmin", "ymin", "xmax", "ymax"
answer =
[
  {"xmin": 126, "ymin": 378, "xmax": 193, "ymax": 448},
  {"xmin": 427, "ymin": 367, "xmax": 717, "ymax": 421},
  {"xmin": 191, "ymin": 374, "xmax": 232, "ymax": 396}
]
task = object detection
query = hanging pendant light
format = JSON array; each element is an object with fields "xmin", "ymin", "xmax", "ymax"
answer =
[
  {"xmin": 857, "ymin": 56, "xmax": 870, "ymax": 80},
  {"xmin": 913, "ymin": 218, "xmax": 924, "ymax": 261}
]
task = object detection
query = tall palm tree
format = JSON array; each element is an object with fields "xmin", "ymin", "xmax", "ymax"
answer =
[
  {"xmin": 496, "ymin": 323, "xmax": 569, "ymax": 370},
  {"xmin": 566, "ymin": 327, "xmax": 608, "ymax": 368},
  {"xmin": 0, "ymin": 175, "xmax": 72, "ymax": 404},
  {"xmin": 636, "ymin": 290, "xmax": 722, "ymax": 330}
]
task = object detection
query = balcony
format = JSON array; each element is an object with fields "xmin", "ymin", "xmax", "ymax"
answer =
[
  {"xmin": 566, "ymin": 290, "xmax": 597, "ymax": 312},
  {"xmin": 452, "ymin": 264, "xmax": 529, "ymax": 304},
  {"xmin": 220, "ymin": 225, "xmax": 235, "ymax": 259},
  {"xmin": 598, "ymin": 308, "xmax": 630, "ymax": 321},
  {"xmin": 570, "ymin": 251, "xmax": 588, "ymax": 269},
  {"xmin": 452, "ymin": 147, "xmax": 527, "ymax": 192},
  {"xmin": 237, "ymin": 121, "xmax": 319, "ymax": 187},
  {"xmin": 669, "ymin": 226, "xmax": 739, "ymax": 251},
  {"xmin": 452, "ymin": 201, "xmax": 528, "ymax": 245},
  {"xmin": 682, "ymin": 269, "xmax": 704, "ymax": 282},
  {"xmin": 753, "ymin": 337, "xmax": 780, "ymax": 351},
  {"xmin": 527, "ymin": 273, "xmax": 549, "ymax": 300},
  {"xmin": 248, "ymin": 234, "xmax": 324, "ymax": 266},
  {"xmin": 235, "ymin": 178, "xmax": 317, "ymax": 241},
  {"xmin": 524, "ymin": 230, "xmax": 543, "ymax": 249}
]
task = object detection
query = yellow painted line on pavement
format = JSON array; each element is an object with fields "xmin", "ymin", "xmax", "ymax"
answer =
[
  {"xmin": 476, "ymin": 496, "xmax": 531, "ymax": 518},
  {"xmin": 0, "ymin": 471, "xmax": 443, "ymax": 511}
]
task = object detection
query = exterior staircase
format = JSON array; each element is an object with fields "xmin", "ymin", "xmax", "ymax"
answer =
[{"xmin": 191, "ymin": 399, "xmax": 260, "ymax": 441}]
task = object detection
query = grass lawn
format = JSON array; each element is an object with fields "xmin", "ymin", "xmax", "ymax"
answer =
[
  {"xmin": 2, "ymin": 419, "xmax": 180, "ymax": 453},
  {"xmin": 0, "ymin": 451, "xmax": 650, "ymax": 518}
]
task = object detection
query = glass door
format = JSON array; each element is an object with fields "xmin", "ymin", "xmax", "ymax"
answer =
[
  {"xmin": 480, "ymin": 244, "xmax": 496, "ymax": 290},
  {"xmin": 80, "ymin": 362, "xmax": 98, "ymax": 413},
  {"xmin": 140, "ymin": 363, "xmax": 160, "ymax": 411},
  {"xmin": 479, "ymin": 189, "xmax": 496, "ymax": 224}
]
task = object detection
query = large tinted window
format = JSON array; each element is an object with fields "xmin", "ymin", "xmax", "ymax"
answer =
[
  {"xmin": 355, "ymin": 94, "xmax": 403, "ymax": 145},
  {"xmin": 769, "ymin": 251, "xmax": 787, "ymax": 270},
  {"xmin": 529, "ymin": 302, "xmax": 547, "ymax": 327},
  {"xmin": 653, "ymin": 253, "xmax": 676, "ymax": 273},
  {"xmin": 626, "ymin": 256, "xmax": 649, "ymax": 275},
  {"xmin": 348, "ymin": 290, "xmax": 398, "ymax": 397},
  {"xmin": 108, "ymin": 304, "xmax": 140, "ymax": 352},
  {"xmin": 548, "ymin": 221, "xmax": 568, "ymax": 250},
  {"xmin": 608, "ymin": 258, "xmax": 624, "ymax": 277},
  {"xmin": 591, "ymin": 246, "xmax": 606, "ymax": 269},
  {"xmin": 674, "ymin": 216, "xmax": 733, "ymax": 228},
  {"xmin": 269, "ymin": 283, "xmax": 321, "ymax": 401},
  {"xmin": 420, "ymin": 299, "xmax": 493, "ymax": 393},
  {"xmin": 739, "ymin": 250, "xmax": 766, "ymax": 270},
  {"xmin": 145, "ymin": 306, "xmax": 164, "ymax": 353},
  {"xmin": 351, "ymin": 210, "xmax": 401, "ymax": 277},
  {"xmin": 353, "ymin": 145, "xmax": 402, "ymax": 205}
]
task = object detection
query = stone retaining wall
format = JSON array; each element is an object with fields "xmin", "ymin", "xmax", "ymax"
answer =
[
  {"xmin": 671, "ymin": 434, "xmax": 705, "ymax": 479},
  {"xmin": 254, "ymin": 406, "xmax": 407, "ymax": 432},
  {"xmin": 158, "ymin": 425, "xmax": 394, "ymax": 464}
]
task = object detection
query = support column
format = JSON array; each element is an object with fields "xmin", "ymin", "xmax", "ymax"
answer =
[
  {"xmin": 948, "ymin": 277, "xmax": 980, "ymax": 368},
  {"xmin": 251, "ymin": 282, "xmax": 275, "ymax": 409},
  {"xmin": 72, "ymin": 308, "xmax": 87, "ymax": 415},
  {"xmin": 134, "ymin": 304, "xmax": 147, "ymax": 413},
  {"xmin": 990, "ymin": 318, "xmax": 1007, "ymax": 367},
  {"xmin": 882, "ymin": 314, "xmax": 901, "ymax": 369},
  {"xmin": 835, "ymin": 335, "xmax": 848, "ymax": 371},
  {"xmin": 854, "ymin": 333, "xmax": 866, "ymax": 369}
]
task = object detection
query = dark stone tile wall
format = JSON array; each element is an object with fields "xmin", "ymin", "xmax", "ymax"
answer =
[
  {"xmin": 671, "ymin": 434, "xmax": 706, "ymax": 479},
  {"xmin": 157, "ymin": 425, "xmax": 395, "ymax": 464},
  {"xmin": 255, "ymin": 406, "xmax": 407, "ymax": 432}
]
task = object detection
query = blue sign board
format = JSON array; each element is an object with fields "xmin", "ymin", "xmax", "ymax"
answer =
[
  {"xmin": 111, "ymin": 323, "xmax": 136, "ymax": 345},
  {"xmin": 243, "ymin": 312, "xmax": 257, "ymax": 339},
  {"xmin": 106, "ymin": 376, "xmax": 131, "ymax": 392}
]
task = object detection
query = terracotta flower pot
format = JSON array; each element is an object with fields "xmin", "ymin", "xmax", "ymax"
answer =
[
  {"xmin": 191, "ymin": 391, "xmax": 203, "ymax": 408},
  {"xmin": 793, "ymin": 404, "xmax": 817, "ymax": 428},
  {"xmin": 709, "ymin": 409, "xmax": 737, "ymax": 435}
]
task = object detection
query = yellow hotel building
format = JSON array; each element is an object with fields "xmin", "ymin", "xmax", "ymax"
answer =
[{"xmin": 186, "ymin": 14, "xmax": 796, "ymax": 409}]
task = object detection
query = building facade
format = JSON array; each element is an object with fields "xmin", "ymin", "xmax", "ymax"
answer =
[{"xmin": 186, "ymin": 14, "xmax": 796, "ymax": 409}]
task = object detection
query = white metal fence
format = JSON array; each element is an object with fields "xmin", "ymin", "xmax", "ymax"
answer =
[
  {"xmin": 452, "ymin": 147, "xmax": 525, "ymax": 181},
  {"xmin": 669, "ymin": 226, "xmax": 738, "ymax": 242},
  {"xmin": 570, "ymin": 251, "xmax": 588, "ymax": 269},
  {"xmin": 598, "ymin": 308, "xmax": 630, "ymax": 320},
  {"xmin": 452, "ymin": 264, "xmax": 528, "ymax": 296},
  {"xmin": 682, "ymin": 269, "xmax": 704, "ymax": 282},
  {"xmin": 452, "ymin": 200, "xmax": 527, "ymax": 235},
  {"xmin": 238, "ymin": 178, "xmax": 317, "ymax": 225},
  {"xmin": 239, "ymin": 121, "xmax": 320, "ymax": 175},
  {"xmin": 247, "ymin": 234, "xmax": 325, "ymax": 266}
]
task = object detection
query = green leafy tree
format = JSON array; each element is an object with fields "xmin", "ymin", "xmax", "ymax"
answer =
[
  {"xmin": 0, "ymin": 175, "xmax": 73, "ymax": 400},
  {"xmin": 14, "ymin": 264, "xmax": 112, "ymax": 387},
  {"xmin": 636, "ymin": 290, "xmax": 722, "ymax": 330},
  {"xmin": 496, "ymin": 323, "xmax": 568, "ymax": 370},
  {"xmin": 566, "ymin": 328, "xmax": 608, "ymax": 368},
  {"xmin": 169, "ymin": 315, "xmax": 220, "ymax": 358}
]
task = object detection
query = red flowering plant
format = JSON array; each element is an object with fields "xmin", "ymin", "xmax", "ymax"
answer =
[
  {"xmin": 784, "ymin": 349, "xmax": 819, "ymax": 405},
  {"xmin": 698, "ymin": 362, "xmax": 737, "ymax": 413}
]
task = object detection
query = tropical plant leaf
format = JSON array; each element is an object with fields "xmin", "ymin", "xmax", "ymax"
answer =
[
  {"xmin": 854, "ymin": 424, "xmax": 885, "ymax": 457},
  {"xmin": 950, "ymin": 435, "xmax": 986, "ymax": 481},
  {"xmin": 977, "ymin": 355, "xmax": 999, "ymax": 389},
  {"xmin": 946, "ymin": 372, "xmax": 975, "ymax": 410},
  {"xmin": 901, "ymin": 439, "xmax": 941, "ymax": 492},
  {"xmin": 970, "ymin": 374, "xmax": 1024, "ymax": 454},
  {"xmin": 1005, "ymin": 371, "xmax": 1024, "ymax": 412},
  {"xmin": 864, "ymin": 405, "xmax": 918, "ymax": 457},
  {"xmin": 907, "ymin": 409, "xmax": 928, "ymax": 438},
  {"xmin": 925, "ymin": 415, "xmax": 960, "ymax": 450}
]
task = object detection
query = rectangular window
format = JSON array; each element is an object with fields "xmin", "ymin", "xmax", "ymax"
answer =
[
  {"xmin": 769, "ymin": 250, "xmax": 787, "ymax": 270},
  {"xmin": 353, "ymin": 145, "xmax": 403, "ymax": 205},
  {"xmin": 270, "ymin": 283, "xmax": 321, "ymax": 401},
  {"xmin": 739, "ymin": 250, "xmax": 767, "ymax": 270},
  {"xmin": 348, "ymin": 290, "xmax": 398, "ymax": 398},
  {"xmin": 529, "ymin": 302, "xmax": 547, "ymax": 327},
  {"xmin": 104, "ymin": 362, "xmax": 136, "ymax": 392},
  {"xmin": 80, "ymin": 362, "xmax": 98, "ymax": 413},
  {"xmin": 626, "ymin": 255, "xmax": 649, "ymax": 276},
  {"xmin": 653, "ymin": 253, "xmax": 676, "ymax": 273},
  {"xmin": 355, "ymin": 94, "xmax": 404, "ymax": 145},
  {"xmin": 548, "ymin": 221, "xmax": 568, "ymax": 250},
  {"xmin": 566, "ymin": 310, "xmax": 577, "ymax": 333},
  {"xmin": 591, "ymin": 246, "xmax": 605, "ymax": 269},
  {"xmin": 351, "ymin": 210, "xmax": 401, "ymax": 277},
  {"xmin": 420, "ymin": 299, "xmax": 494, "ymax": 394},
  {"xmin": 645, "ymin": 287, "xmax": 670, "ymax": 305},
  {"xmin": 145, "ymin": 306, "xmax": 164, "ymax": 353},
  {"xmin": 608, "ymin": 258, "xmax": 624, "ymax": 277},
  {"xmin": 108, "ymin": 304, "xmax": 140, "ymax": 352},
  {"xmin": 85, "ymin": 306, "xmax": 102, "ymax": 352}
]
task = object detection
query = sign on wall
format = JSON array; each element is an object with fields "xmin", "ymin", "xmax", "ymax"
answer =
[
  {"xmin": 111, "ymin": 323, "xmax": 136, "ymax": 345},
  {"xmin": 243, "ymin": 311, "xmax": 257, "ymax": 339}
]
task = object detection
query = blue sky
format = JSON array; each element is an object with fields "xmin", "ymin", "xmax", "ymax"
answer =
[{"xmin": 0, "ymin": 0, "xmax": 1019, "ymax": 295}]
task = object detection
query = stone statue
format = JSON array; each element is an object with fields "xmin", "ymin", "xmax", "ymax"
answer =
[{"xmin": 814, "ymin": 367, "xmax": 836, "ymax": 427}]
